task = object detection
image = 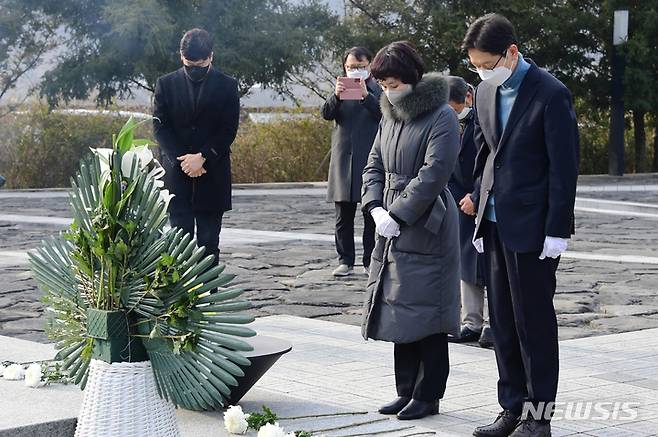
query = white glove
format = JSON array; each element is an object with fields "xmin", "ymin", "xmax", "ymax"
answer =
[
  {"xmin": 473, "ymin": 237, "xmax": 484, "ymax": 254},
  {"xmin": 539, "ymin": 236, "xmax": 568, "ymax": 260},
  {"xmin": 370, "ymin": 207, "xmax": 400, "ymax": 238}
]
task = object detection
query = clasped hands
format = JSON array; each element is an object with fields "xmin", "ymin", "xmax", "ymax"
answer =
[
  {"xmin": 371, "ymin": 207, "xmax": 400, "ymax": 238},
  {"xmin": 177, "ymin": 153, "xmax": 206, "ymax": 178}
]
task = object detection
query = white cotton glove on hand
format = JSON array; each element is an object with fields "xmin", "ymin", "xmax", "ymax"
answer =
[
  {"xmin": 539, "ymin": 236, "xmax": 568, "ymax": 260},
  {"xmin": 371, "ymin": 207, "xmax": 401, "ymax": 238},
  {"xmin": 473, "ymin": 237, "xmax": 484, "ymax": 254}
]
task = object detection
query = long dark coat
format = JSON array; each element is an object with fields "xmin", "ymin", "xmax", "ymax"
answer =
[
  {"xmin": 153, "ymin": 67, "xmax": 240, "ymax": 213},
  {"xmin": 448, "ymin": 111, "xmax": 485, "ymax": 286},
  {"xmin": 361, "ymin": 73, "xmax": 461, "ymax": 343},
  {"xmin": 322, "ymin": 78, "xmax": 382, "ymax": 203}
]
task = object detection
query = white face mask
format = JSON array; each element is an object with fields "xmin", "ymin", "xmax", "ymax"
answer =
[
  {"xmin": 346, "ymin": 69, "xmax": 370, "ymax": 80},
  {"xmin": 457, "ymin": 106, "xmax": 472, "ymax": 120},
  {"xmin": 477, "ymin": 51, "xmax": 512, "ymax": 87},
  {"xmin": 385, "ymin": 84, "xmax": 413, "ymax": 106}
]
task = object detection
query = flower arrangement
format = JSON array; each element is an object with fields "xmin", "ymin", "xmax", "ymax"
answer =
[{"xmin": 28, "ymin": 117, "xmax": 256, "ymax": 410}]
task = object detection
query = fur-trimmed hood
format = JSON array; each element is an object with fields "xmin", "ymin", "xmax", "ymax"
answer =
[{"xmin": 380, "ymin": 72, "xmax": 449, "ymax": 122}]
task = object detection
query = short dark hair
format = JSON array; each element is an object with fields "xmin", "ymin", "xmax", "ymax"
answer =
[
  {"xmin": 342, "ymin": 46, "xmax": 373, "ymax": 74},
  {"xmin": 447, "ymin": 76, "xmax": 469, "ymax": 104},
  {"xmin": 370, "ymin": 41, "xmax": 425, "ymax": 85},
  {"xmin": 180, "ymin": 28, "xmax": 213, "ymax": 61},
  {"xmin": 462, "ymin": 13, "xmax": 518, "ymax": 55}
]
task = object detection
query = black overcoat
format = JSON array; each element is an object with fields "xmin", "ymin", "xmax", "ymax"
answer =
[{"xmin": 153, "ymin": 67, "xmax": 240, "ymax": 212}]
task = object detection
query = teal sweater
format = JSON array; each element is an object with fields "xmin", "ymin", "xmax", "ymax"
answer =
[{"xmin": 483, "ymin": 53, "xmax": 531, "ymax": 222}]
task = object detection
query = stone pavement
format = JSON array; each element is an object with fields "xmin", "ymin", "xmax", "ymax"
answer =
[
  {"xmin": 3, "ymin": 175, "xmax": 658, "ymax": 344},
  {"xmin": 3, "ymin": 315, "xmax": 658, "ymax": 436}
]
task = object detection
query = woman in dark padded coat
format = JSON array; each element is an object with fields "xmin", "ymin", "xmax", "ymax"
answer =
[{"xmin": 361, "ymin": 41, "xmax": 461, "ymax": 421}]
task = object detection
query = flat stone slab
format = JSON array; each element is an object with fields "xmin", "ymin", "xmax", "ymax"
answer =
[
  {"xmin": 3, "ymin": 316, "xmax": 658, "ymax": 436},
  {"xmin": 1, "ymin": 334, "xmax": 56, "ymax": 363},
  {"xmin": 5, "ymin": 184, "xmax": 658, "ymax": 342}
]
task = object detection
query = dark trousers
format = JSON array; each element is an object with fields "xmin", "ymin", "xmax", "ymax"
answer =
[
  {"xmin": 483, "ymin": 220, "xmax": 559, "ymax": 421},
  {"xmin": 169, "ymin": 206, "xmax": 223, "ymax": 268},
  {"xmin": 335, "ymin": 202, "xmax": 376, "ymax": 267},
  {"xmin": 394, "ymin": 334, "xmax": 449, "ymax": 402}
]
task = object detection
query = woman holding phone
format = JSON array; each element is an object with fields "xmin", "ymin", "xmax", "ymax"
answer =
[
  {"xmin": 361, "ymin": 41, "xmax": 461, "ymax": 420},
  {"xmin": 322, "ymin": 47, "xmax": 382, "ymax": 277}
]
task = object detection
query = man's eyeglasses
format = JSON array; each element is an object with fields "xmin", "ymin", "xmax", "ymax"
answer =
[{"xmin": 467, "ymin": 54, "xmax": 504, "ymax": 73}]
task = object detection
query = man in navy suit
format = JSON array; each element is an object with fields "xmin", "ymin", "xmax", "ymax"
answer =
[{"xmin": 463, "ymin": 14, "xmax": 579, "ymax": 437}]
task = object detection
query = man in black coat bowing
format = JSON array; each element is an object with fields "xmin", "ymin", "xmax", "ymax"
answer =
[
  {"xmin": 464, "ymin": 14, "xmax": 579, "ymax": 437},
  {"xmin": 153, "ymin": 28, "xmax": 240, "ymax": 269}
]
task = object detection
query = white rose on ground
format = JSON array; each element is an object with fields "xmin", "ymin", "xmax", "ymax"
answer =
[
  {"xmin": 257, "ymin": 423, "xmax": 287, "ymax": 437},
  {"xmin": 24, "ymin": 363, "xmax": 44, "ymax": 388},
  {"xmin": 223, "ymin": 405, "xmax": 249, "ymax": 434},
  {"xmin": 3, "ymin": 363, "xmax": 25, "ymax": 380}
]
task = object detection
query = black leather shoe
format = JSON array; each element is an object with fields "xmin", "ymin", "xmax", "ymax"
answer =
[
  {"xmin": 396, "ymin": 399, "xmax": 439, "ymax": 420},
  {"xmin": 378, "ymin": 396, "xmax": 410, "ymax": 415},
  {"xmin": 510, "ymin": 418, "xmax": 551, "ymax": 436},
  {"xmin": 479, "ymin": 326, "xmax": 495, "ymax": 349},
  {"xmin": 448, "ymin": 326, "xmax": 482, "ymax": 343},
  {"xmin": 473, "ymin": 410, "xmax": 520, "ymax": 437}
]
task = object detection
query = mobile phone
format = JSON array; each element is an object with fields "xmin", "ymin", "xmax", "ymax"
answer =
[{"xmin": 338, "ymin": 77, "xmax": 362, "ymax": 100}]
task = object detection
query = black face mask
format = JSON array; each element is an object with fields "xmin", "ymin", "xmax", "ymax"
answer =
[{"xmin": 184, "ymin": 65, "xmax": 210, "ymax": 82}]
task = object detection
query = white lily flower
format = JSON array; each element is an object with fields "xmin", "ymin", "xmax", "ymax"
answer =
[
  {"xmin": 133, "ymin": 145, "xmax": 154, "ymax": 167},
  {"xmin": 159, "ymin": 189, "xmax": 175, "ymax": 209},
  {"xmin": 92, "ymin": 148, "xmax": 113, "ymax": 175},
  {"xmin": 121, "ymin": 150, "xmax": 139, "ymax": 178},
  {"xmin": 147, "ymin": 161, "xmax": 166, "ymax": 181}
]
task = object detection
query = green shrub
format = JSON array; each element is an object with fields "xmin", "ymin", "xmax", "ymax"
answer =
[
  {"xmin": 231, "ymin": 114, "xmax": 331, "ymax": 183},
  {"xmin": 0, "ymin": 106, "xmax": 332, "ymax": 188},
  {"xmin": 4, "ymin": 102, "xmax": 649, "ymax": 189},
  {"xmin": 575, "ymin": 99, "xmax": 655, "ymax": 175},
  {"xmin": 0, "ymin": 107, "xmax": 153, "ymax": 188}
]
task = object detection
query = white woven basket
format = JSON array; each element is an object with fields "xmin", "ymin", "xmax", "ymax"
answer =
[{"xmin": 75, "ymin": 359, "xmax": 181, "ymax": 437}]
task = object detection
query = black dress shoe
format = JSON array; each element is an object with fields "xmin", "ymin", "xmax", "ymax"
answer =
[
  {"xmin": 479, "ymin": 326, "xmax": 495, "ymax": 349},
  {"xmin": 396, "ymin": 399, "xmax": 439, "ymax": 420},
  {"xmin": 378, "ymin": 396, "xmax": 410, "ymax": 415},
  {"xmin": 510, "ymin": 418, "xmax": 551, "ymax": 436},
  {"xmin": 448, "ymin": 326, "xmax": 482, "ymax": 343},
  {"xmin": 473, "ymin": 410, "xmax": 520, "ymax": 437}
]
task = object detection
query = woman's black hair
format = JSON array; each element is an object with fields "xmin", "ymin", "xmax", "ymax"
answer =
[
  {"xmin": 462, "ymin": 13, "xmax": 518, "ymax": 55},
  {"xmin": 446, "ymin": 76, "xmax": 469, "ymax": 104},
  {"xmin": 342, "ymin": 46, "xmax": 373, "ymax": 74},
  {"xmin": 370, "ymin": 41, "xmax": 425, "ymax": 85},
  {"xmin": 180, "ymin": 28, "xmax": 213, "ymax": 61}
]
